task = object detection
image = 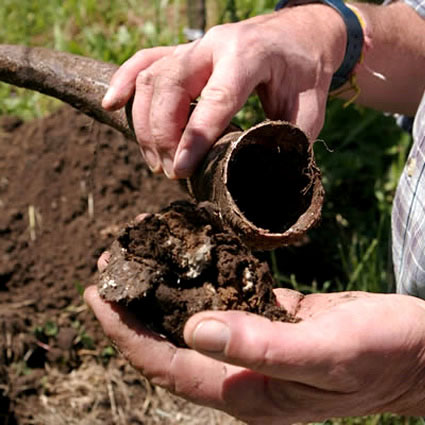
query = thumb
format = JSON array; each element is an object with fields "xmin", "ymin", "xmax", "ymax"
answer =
[{"xmin": 184, "ymin": 310, "xmax": 350, "ymax": 391}]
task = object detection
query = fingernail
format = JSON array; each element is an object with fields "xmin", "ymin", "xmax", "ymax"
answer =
[
  {"xmin": 174, "ymin": 148, "xmax": 192, "ymax": 176},
  {"xmin": 192, "ymin": 320, "xmax": 229, "ymax": 353},
  {"xmin": 162, "ymin": 155, "xmax": 176, "ymax": 179},
  {"xmin": 102, "ymin": 87, "xmax": 117, "ymax": 109},
  {"xmin": 142, "ymin": 148, "xmax": 159, "ymax": 172}
]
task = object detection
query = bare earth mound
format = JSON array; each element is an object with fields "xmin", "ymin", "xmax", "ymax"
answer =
[{"xmin": 0, "ymin": 106, "xmax": 240, "ymax": 424}]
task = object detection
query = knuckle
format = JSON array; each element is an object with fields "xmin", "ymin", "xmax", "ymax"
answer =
[
  {"xmin": 132, "ymin": 48, "xmax": 149, "ymax": 61},
  {"xmin": 204, "ymin": 22, "xmax": 259, "ymax": 55},
  {"xmin": 124, "ymin": 49, "xmax": 146, "ymax": 68},
  {"xmin": 204, "ymin": 23, "xmax": 231, "ymax": 41},
  {"xmin": 142, "ymin": 348, "xmax": 179, "ymax": 393},
  {"xmin": 150, "ymin": 128, "xmax": 174, "ymax": 151},
  {"xmin": 154, "ymin": 65, "xmax": 188, "ymax": 90},
  {"xmin": 173, "ymin": 41, "xmax": 196, "ymax": 56},
  {"xmin": 136, "ymin": 54, "xmax": 192, "ymax": 93},
  {"xmin": 136, "ymin": 69, "xmax": 155, "ymax": 87},
  {"xmin": 201, "ymin": 84, "xmax": 237, "ymax": 108},
  {"xmin": 229, "ymin": 26, "xmax": 261, "ymax": 58}
]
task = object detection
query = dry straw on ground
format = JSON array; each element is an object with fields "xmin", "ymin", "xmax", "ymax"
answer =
[{"xmin": 30, "ymin": 358, "xmax": 242, "ymax": 425}]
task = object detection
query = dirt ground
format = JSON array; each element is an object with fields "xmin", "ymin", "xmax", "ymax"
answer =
[{"xmin": 0, "ymin": 106, "xmax": 242, "ymax": 425}]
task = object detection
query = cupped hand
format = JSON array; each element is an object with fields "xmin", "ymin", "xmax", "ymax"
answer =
[
  {"xmin": 85, "ymin": 255, "xmax": 425, "ymax": 424},
  {"xmin": 102, "ymin": 5, "xmax": 347, "ymax": 179}
]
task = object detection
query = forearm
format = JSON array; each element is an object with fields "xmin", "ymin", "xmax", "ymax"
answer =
[{"xmin": 342, "ymin": 2, "xmax": 425, "ymax": 115}]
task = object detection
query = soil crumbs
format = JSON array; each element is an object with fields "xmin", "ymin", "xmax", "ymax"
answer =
[
  {"xmin": 99, "ymin": 201, "xmax": 294, "ymax": 347},
  {"xmin": 0, "ymin": 106, "xmax": 241, "ymax": 425}
]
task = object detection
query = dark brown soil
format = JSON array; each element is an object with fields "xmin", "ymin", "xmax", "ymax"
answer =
[
  {"xmin": 0, "ymin": 106, "xmax": 243, "ymax": 424},
  {"xmin": 99, "ymin": 201, "xmax": 295, "ymax": 347}
]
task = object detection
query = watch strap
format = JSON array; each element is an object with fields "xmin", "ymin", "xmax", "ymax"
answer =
[{"xmin": 275, "ymin": 0, "xmax": 364, "ymax": 91}]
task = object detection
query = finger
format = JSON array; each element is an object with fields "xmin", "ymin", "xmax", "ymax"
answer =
[
  {"xmin": 83, "ymin": 285, "xmax": 242, "ymax": 408},
  {"xmin": 147, "ymin": 43, "xmax": 210, "ymax": 178},
  {"xmin": 291, "ymin": 88, "xmax": 329, "ymax": 141},
  {"xmin": 273, "ymin": 288, "xmax": 305, "ymax": 317},
  {"xmin": 184, "ymin": 310, "xmax": 355, "ymax": 391},
  {"xmin": 132, "ymin": 69, "xmax": 161, "ymax": 173},
  {"xmin": 102, "ymin": 46, "xmax": 176, "ymax": 110},
  {"xmin": 133, "ymin": 42, "xmax": 206, "ymax": 175},
  {"xmin": 97, "ymin": 251, "xmax": 111, "ymax": 272},
  {"xmin": 174, "ymin": 56, "xmax": 259, "ymax": 178},
  {"xmin": 149, "ymin": 77, "xmax": 193, "ymax": 179}
]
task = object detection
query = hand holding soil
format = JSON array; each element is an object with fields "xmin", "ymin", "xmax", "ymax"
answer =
[
  {"xmin": 89, "ymin": 202, "xmax": 425, "ymax": 422},
  {"xmin": 85, "ymin": 285, "xmax": 425, "ymax": 423}
]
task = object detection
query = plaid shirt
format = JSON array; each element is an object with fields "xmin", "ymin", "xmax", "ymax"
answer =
[
  {"xmin": 403, "ymin": 0, "xmax": 425, "ymax": 15},
  {"xmin": 392, "ymin": 93, "xmax": 425, "ymax": 298},
  {"xmin": 388, "ymin": 0, "xmax": 425, "ymax": 298}
]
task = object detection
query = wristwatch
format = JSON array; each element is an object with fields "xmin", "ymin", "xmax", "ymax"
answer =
[{"xmin": 275, "ymin": 0, "xmax": 364, "ymax": 91}]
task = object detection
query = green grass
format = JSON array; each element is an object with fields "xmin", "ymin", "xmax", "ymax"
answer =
[
  {"xmin": 313, "ymin": 100, "xmax": 410, "ymax": 293},
  {"xmin": 0, "ymin": 1, "xmax": 422, "ymax": 424}
]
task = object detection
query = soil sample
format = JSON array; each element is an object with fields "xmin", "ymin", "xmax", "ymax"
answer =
[{"xmin": 98, "ymin": 201, "xmax": 296, "ymax": 347}]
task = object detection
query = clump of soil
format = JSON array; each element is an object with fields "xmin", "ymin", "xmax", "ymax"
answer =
[{"xmin": 98, "ymin": 200, "xmax": 296, "ymax": 347}]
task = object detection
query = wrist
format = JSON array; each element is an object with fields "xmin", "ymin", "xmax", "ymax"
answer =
[
  {"xmin": 275, "ymin": 1, "xmax": 364, "ymax": 90},
  {"xmin": 275, "ymin": 4, "xmax": 347, "ymax": 75}
]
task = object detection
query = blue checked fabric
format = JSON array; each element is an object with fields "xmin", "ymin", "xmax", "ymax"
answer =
[
  {"xmin": 391, "ymin": 0, "xmax": 425, "ymax": 298},
  {"xmin": 383, "ymin": 0, "xmax": 425, "ymax": 16},
  {"xmin": 403, "ymin": 0, "xmax": 425, "ymax": 16},
  {"xmin": 392, "ymin": 93, "xmax": 425, "ymax": 298}
]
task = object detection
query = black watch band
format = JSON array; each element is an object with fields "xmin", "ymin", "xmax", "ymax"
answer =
[{"xmin": 275, "ymin": 0, "xmax": 364, "ymax": 91}]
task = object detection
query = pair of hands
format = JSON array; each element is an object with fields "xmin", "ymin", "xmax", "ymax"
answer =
[
  {"xmin": 87, "ymin": 4, "xmax": 425, "ymax": 423},
  {"xmin": 85, "ymin": 254, "xmax": 425, "ymax": 423}
]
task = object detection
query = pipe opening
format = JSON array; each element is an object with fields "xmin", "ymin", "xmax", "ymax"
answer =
[{"xmin": 227, "ymin": 143, "xmax": 313, "ymax": 233}]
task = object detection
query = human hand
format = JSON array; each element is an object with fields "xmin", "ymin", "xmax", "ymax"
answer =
[
  {"xmin": 102, "ymin": 5, "xmax": 346, "ymax": 179},
  {"xmin": 85, "ymin": 256, "xmax": 425, "ymax": 424}
]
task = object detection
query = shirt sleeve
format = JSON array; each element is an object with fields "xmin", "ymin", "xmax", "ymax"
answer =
[
  {"xmin": 403, "ymin": 0, "xmax": 425, "ymax": 16},
  {"xmin": 382, "ymin": 0, "xmax": 425, "ymax": 17},
  {"xmin": 392, "ymin": 93, "xmax": 425, "ymax": 299}
]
